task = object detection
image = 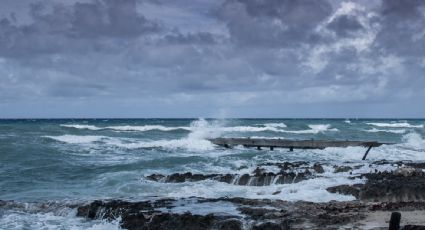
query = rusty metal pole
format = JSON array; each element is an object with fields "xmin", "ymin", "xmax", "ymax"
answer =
[
  {"xmin": 389, "ymin": 212, "xmax": 401, "ymax": 230},
  {"xmin": 362, "ymin": 146, "xmax": 373, "ymax": 160}
]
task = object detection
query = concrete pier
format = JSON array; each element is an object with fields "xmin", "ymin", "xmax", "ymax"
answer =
[{"xmin": 208, "ymin": 137, "xmax": 389, "ymax": 160}]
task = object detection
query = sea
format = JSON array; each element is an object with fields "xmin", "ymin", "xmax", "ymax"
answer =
[{"xmin": 1, "ymin": 118, "xmax": 425, "ymax": 229}]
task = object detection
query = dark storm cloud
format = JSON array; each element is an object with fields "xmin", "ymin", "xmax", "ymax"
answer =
[
  {"xmin": 327, "ymin": 15, "xmax": 364, "ymax": 37},
  {"xmin": 0, "ymin": 0, "xmax": 424, "ymax": 117},
  {"xmin": 0, "ymin": 0, "xmax": 161, "ymax": 58},
  {"xmin": 376, "ymin": 0, "xmax": 425, "ymax": 56},
  {"xmin": 217, "ymin": 0, "xmax": 333, "ymax": 47}
]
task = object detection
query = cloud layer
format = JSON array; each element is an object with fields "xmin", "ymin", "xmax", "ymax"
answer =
[{"xmin": 0, "ymin": 0, "xmax": 424, "ymax": 117}]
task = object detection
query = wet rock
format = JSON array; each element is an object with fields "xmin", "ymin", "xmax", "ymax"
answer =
[
  {"xmin": 326, "ymin": 184, "xmax": 363, "ymax": 198},
  {"xmin": 142, "ymin": 213, "xmax": 216, "ymax": 230},
  {"xmin": 145, "ymin": 171, "xmax": 314, "ymax": 186},
  {"xmin": 252, "ymin": 221, "xmax": 290, "ymax": 230},
  {"xmin": 253, "ymin": 167, "xmax": 266, "ymax": 176},
  {"xmin": 146, "ymin": 174, "xmax": 165, "ymax": 182},
  {"xmin": 313, "ymin": 163, "xmax": 324, "ymax": 174},
  {"xmin": 402, "ymin": 225, "xmax": 425, "ymax": 230},
  {"xmin": 16, "ymin": 196, "xmax": 425, "ymax": 230},
  {"xmin": 236, "ymin": 174, "xmax": 250, "ymax": 185},
  {"xmin": 166, "ymin": 172, "xmax": 216, "ymax": 183},
  {"xmin": 77, "ymin": 200, "xmax": 155, "ymax": 220},
  {"xmin": 214, "ymin": 219, "xmax": 243, "ymax": 230},
  {"xmin": 237, "ymin": 165, "xmax": 248, "ymax": 170},
  {"xmin": 77, "ymin": 200, "xmax": 233, "ymax": 230},
  {"xmin": 360, "ymin": 172, "xmax": 425, "ymax": 202},
  {"xmin": 369, "ymin": 201, "xmax": 425, "ymax": 211},
  {"xmin": 239, "ymin": 207, "xmax": 270, "ymax": 220},
  {"xmin": 394, "ymin": 166, "xmax": 423, "ymax": 177},
  {"xmin": 272, "ymin": 191, "xmax": 281, "ymax": 195},
  {"xmin": 405, "ymin": 162, "xmax": 425, "ymax": 170},
  {"xmin": 334, "ymin": 166, "xmax": 352, "ymax": 173}
]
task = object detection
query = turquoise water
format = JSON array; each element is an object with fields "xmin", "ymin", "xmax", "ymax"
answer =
[{"xmin": 1, "ymin": 118, "xmax": 425, "ymax": 229}]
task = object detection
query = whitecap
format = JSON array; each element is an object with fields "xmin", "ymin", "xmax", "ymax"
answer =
[
  {"xmin": 262, "ymin": 123, "xmax": 287, "ymax": 128},
  {"xmin": 104, "ymin": 125, "xmax": 190, "ymax": 132},
  {"xmin": 44, "ymin": 135, "xmax": 107, "ymax": 144},
  {"xmin": 280, "ymin": 124, "xmax": 338, "ymax": 134},
  {"xmin": 366, "ymin": 122, "xmax": 423, "ymax": 128},
  {"xmin": 60, "ymin": 124, "xmax": 103, "ymax": 130},
  {"xmin": 61, "ymin": 124, "xmax": 190, "ymax": 132},
  {"xmin": 363, "ymin": 128, "xmax": 406, "ymax": 134}
]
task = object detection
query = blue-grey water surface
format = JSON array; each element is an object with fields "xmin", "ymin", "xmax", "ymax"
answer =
[{"xmin": 1, "ymin": 118, "xmax": 425, "ymax": 229}]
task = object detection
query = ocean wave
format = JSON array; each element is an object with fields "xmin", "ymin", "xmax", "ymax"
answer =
[
  {"xmin": 363, "ymin": 128, "xmax": 406, "ymax": 134},
  {"xmin": 60, "ymin": 124, "xmax": 103, "ymax": 130},
  {"xmin": 44, "ymin": 135, "xmax": 107, "ymax": 144},
  {"xmin": 0, "ymin": 208, "xmax": 121, "ymax": 230},
  {"xmin": 60, "ymin": 120, "xmax": 342, "ymax": 135},
  {"xmin": 105, "ymin": 125, "xmax": 190, "ymax": 132},
  {"xmin": 45, "ymin": 134, "xmax": 214, "ymax": 151},
  {"xmin": 61, "ymin": 123, "xmax": 282, "ymax": 133},
  {"xmin": 366, "ymin": 122, "xmax": 423, "ymax": 128},
  {"xmin": 61, "ymin": 124, "xmax": 190, "ymax": 132},
  {"xmin": 401, "ymin": 132, "xmax": 425, "ymax": 150},
  {"xmin": 262, "ymin": 123, "xmax": 287, "ymax": 128},
  {"xmin": 107, "ymin": 138, "xmax": 215, "ymax": 152},
  {"xmin": 280, "ymin": 124, "xmax": 338, "ymax": 134}
]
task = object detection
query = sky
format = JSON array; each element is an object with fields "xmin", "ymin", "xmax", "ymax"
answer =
[{"xmin": 0, "ymin": 0, "xmax": 424, "ymax": 118}]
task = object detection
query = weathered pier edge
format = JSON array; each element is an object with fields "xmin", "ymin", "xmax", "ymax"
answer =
[{"xmin": 208, "ymin": 137, "xmax": 389, "ymax": 160}]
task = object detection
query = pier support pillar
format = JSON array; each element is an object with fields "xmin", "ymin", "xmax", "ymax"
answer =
[
  {"xmin": 257, "ymin": 146, "xmax": 261, "ymax": 150},
  {"xmin": 270, "ymin": 147, "xmax": 274, "ymax": 151},
  {"xmin": 289, "ymin": 147, "xmax": 294, "ymax": 152}
]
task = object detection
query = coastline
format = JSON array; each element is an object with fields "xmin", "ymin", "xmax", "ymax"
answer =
[{"xmin": 3, "ymin": 160, "xmax": 425, "ymax": 229}]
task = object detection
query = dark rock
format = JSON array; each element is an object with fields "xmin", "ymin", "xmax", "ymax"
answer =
[
  {"xmin": 326, "ymin": 184, "xmax": 363, "ymax": 198},
  {"xmin": 272, "ymin": 191, "xmax": 281, "ymax": 195},
  {"xmin": 361, "ymin": 172, "xmax": 425, "ymax": 202},
  {"xmin": 146, "ymin": 174, "xmax": 165, "ymax": 182},
  {"xmin": 313, "ymin": 163, "xmax": 324, "ymax": 174},
  {"xmin": 214, "ymin": 219, "xmax": 243, "ymax": 230},
  {"xmin": 253, "ymin": 167, "xmax": 265, "ymax": 176},
  {"xmin": 252, "ymin": 221, "xmax": 290, "ymax": 230},
  {"xmin": 145, "ymin": 170, "xmax": 314, "ymax": 186},
  {"xmin": 402, "ymin": 225, "xmax": 425, "ymax": 230},
  {"xmin": 334, "ymin": 166, "xmax": 352, "ymax": 173},
  {"xmin": 142, "ymin": 213, "xmax": 216, "ymax": 230}
]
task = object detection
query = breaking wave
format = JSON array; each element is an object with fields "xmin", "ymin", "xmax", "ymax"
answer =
[
  {"xmin": 366, "ymin": 122, "xmax": 423, "ymax": 128},
  {"xmin": 363, "ymin": 128, "xmax": 407, "ymax": 134},
  {"xmin": 280, "ymin": 124, "xmax": 338, "ymax": 134},
  {"xmin": 61, "ymin": 124, "xmax": 190, "ymax": 132},
  {"xmin": 261, "ymin": 123, "xmax": 287, "ymax": 128},
  {"xmin": 44, "ymin": 135, "xmax": 107, "ymax": 144}
]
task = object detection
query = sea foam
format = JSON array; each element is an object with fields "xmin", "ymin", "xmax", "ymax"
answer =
[
  {"xmin": 366, "ymin": 122, "xmax": 423, "ymax": 128},
  {"xmin": 281, "ymin": 124, "xmax": 338, "ymax": 134},
  {"xmin": 44, "ymin": 135, "xmax": 107, "ymax": 144},
  {"xmin": 364, "ymin": 128, "xmax": 406, "ymax": 134}
]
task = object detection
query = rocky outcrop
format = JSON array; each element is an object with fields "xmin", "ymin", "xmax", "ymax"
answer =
[
  {"xmin": 327, "ymin": 165, "xmax": 425, "ymax": 202},
  {"xmin": 76, "ymin": 199, "xmax": 243, "ymax": 230},
  {"xmin": 333, "ymin": 166, "xmax": 352, "ymax": 173},
  {"xmin": 75, "ymin": 198, "xmax": 425, "ymax": 230},
  {"xmin": 326, "ymin": 184, "xmax": 363, "ymax": 198},
  {"xmin": 360, "ymin": 171, "xmax": 425, "ymax": 202},
  {"xmin": 145, "ymin": 170, "xmax": 314, "ymax": 186}
]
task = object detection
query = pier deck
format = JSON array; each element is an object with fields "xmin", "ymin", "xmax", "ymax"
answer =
[{"xmin": 208, "ymin": 137, "xmax": 390, "ymax": 160}]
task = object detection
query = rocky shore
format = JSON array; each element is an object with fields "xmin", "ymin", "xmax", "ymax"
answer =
[{"xmin": 4, "ymin": 161, "xmax": 425, "ymax": 229}]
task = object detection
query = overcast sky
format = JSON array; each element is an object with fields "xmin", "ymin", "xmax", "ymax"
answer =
[{"xmin": 0, "ymin": 0, "xmax": 424, "ymax": 118}]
